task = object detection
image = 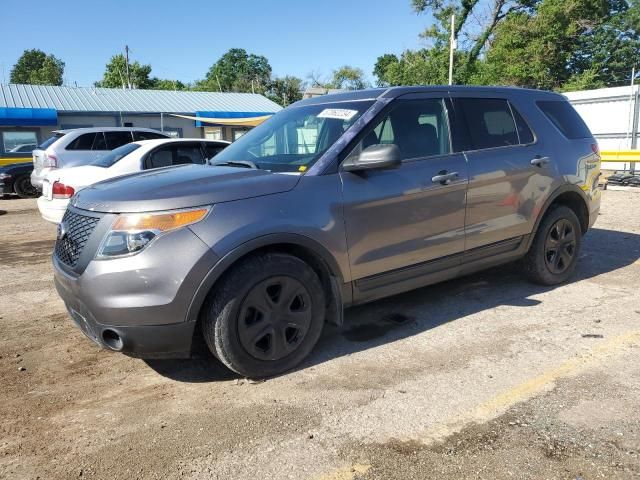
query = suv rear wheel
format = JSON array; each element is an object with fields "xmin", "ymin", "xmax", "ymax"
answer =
[
  {"xmin": 201, "ymin": 253, "xmax": 326, "ymax": 378},
  {"xmin": 524, "ymin": 205, "xmax": 582, "ymax": 285}
]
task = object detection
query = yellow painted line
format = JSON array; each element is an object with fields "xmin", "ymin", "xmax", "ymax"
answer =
[
  {"xmin": 428, "ymin": 330, "xmax": 640, "ymax": 441},
  {"xmin": 0, "ymin": 157, "xmax": 31, "ymax": 166},
  {"xmin": 315, "ymin": 330, "xmax": 640, "ymax": 479}
]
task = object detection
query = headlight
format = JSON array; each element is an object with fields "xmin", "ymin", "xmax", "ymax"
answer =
[
  {"xmin": 0, "ymin": 173, "xmax": 11, "ymax": 180},
  {"xmin": 96, "ymin": 207, "xmax": 210, "ymax": 259}
]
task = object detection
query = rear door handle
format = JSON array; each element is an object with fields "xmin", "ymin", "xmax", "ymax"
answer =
[
  {"xmin": 431, "ymin": 171, "xmax": 459, "ymax": 185},
  {"xmin": 531, "ymin": 156, "xmax": 550, "ymax": 167}
]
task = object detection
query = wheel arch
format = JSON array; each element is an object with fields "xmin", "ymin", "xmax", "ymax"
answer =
[
  {"xmin": 527, "ymin": 184, "xmax": 590, "ymax": 250},
  {"xmin": 187, "ymin": 233, "xmax": 348, "ymax": 330}
]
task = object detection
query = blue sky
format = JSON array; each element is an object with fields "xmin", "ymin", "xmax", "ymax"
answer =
[{"xmin": 1, "ymin": 0, "xmax": 431, "ymax": 87}]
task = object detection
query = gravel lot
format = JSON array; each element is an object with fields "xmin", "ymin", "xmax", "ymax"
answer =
[{"xmin": 1, "ymin": 190, "xmax": 639, "ymax": 480}]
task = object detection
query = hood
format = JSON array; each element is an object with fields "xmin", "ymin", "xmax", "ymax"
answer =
[{"xmin": 71, "ymin": 164, "xmax": 301, "ymax": 213}]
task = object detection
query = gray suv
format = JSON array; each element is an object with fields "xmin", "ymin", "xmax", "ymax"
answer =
[{"xmin": 53, "ymin": 86, "xmax": 601, "ymax": 377}]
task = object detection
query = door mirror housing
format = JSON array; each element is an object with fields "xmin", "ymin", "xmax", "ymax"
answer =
[{"xmin": 342, "ymin": 144, "xmax": 402, "ymax": 172}]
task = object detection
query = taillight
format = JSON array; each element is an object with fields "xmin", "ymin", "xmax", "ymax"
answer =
[
  {"xmin": 52, "ymin": 182, "xmax": 74, "ymax": 199},
  {"xmin": 44, "ymin": 152, "xmax": 58, "ymax": 168}
]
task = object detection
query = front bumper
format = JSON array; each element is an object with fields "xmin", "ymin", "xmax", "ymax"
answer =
[
  {"xmin": 0, "ymin": 181, "xmax": 7, "ymax": 195},
  {"xmin": 53, "ymin": 223, "xmax": 219, "ymax": 358}
]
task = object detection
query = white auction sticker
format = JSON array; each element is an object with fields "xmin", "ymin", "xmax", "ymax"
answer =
[{"xmin": 317, "ymin": 108, "xmax": 358, "ymax": 121}]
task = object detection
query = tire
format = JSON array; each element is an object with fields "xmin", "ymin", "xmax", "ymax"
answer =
[
  {"xmin": 13, "ymin": 174, "xmax": 39, "ymax": 199},
  {"xmin": 523, "ymin": 205, "xmax": 582, "ymax": 285},
  {"xmin": 201, "ymin": 253, "xmax": 326, "ymax": 378}
]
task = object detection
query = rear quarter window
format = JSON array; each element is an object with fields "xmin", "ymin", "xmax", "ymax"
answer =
[{"xmin": 536, "ymin": 100, "xmax": 592, "ymax": 139}]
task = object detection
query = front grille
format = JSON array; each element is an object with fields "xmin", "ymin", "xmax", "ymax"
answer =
[{"xmin": 54, "ymin": 210, "xmax": 100, "ymax": 267}]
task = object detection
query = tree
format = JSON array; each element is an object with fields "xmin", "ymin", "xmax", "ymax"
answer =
[
  {"xmin": 328, "ymin": 66, "xmax": 369, "ymax": 90},
  {"xmin": 267, "ymin": 76, "xmax": 304, "ymax": 106},
  {"xmin": 95, "ymin": 54, "xmax": 153, "ymax": 89},
  {"xmin": 373, "ymin": 54, "xmax": 400, "ymax": 86},
  {"xmin": 477, "ymin": 0, "xmax": 640, "ymax": 90},
  {"xmin": 10, "ymin": 49, "xmax": 64, "ymax": 86},
  {"xmin": 150, "ymin": 78, "xmax": 187, "ymax": 90},
  {"xmin": 374, "ymin": 0, "xmax": 640, "ymax": 90},
  {"xmin": 197, "ymin": 48, "xmax": 272, "ymax": 94}
]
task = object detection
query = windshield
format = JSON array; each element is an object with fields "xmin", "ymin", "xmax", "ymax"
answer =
[
  {"xmin": 212, "ymin": 100, "xmax": 374, "ymax": 172},
  {"xmin": 91, "ymin": 143, "xmax": 141, "ymax": 168}
]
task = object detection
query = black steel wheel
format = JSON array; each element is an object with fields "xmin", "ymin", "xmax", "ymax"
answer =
[
  {"xmin": 543, "ymin": 218, "xmax": 577, "ymax": 275},
  {"xmin": 524, "ymin": 205, "xmax": 582, "ymax": 285},
  {"xmin": 238, "ymin": 276, "xmax": 313, "ymax": 361},
  {"xmin": 14, "ymin": 174, "xmax": 39, "ymax": 199},
  {"xmin": 202, "ymin": 253, "xmax": 326, "ymax": 378}
]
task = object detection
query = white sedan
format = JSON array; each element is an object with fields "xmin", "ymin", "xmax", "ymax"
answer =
[{"xmin": 38, "ymin": 138, "xmax": 229, "ymax": 224}]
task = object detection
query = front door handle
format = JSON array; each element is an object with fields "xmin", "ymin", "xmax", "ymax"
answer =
[
  {"xmin": 531, "ymin": 156, "xmax": 550, "ymax": 167},
  {"xmin": 431, "ymin": 171, "xmax": 459, "ymax": 185}
]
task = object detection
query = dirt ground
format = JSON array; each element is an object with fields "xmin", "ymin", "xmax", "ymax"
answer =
[{"xmin": 1, "ymin": 190, "xmax": 639, "ymax": 480}]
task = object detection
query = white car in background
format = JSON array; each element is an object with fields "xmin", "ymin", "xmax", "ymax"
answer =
[
  {"xmin": 31, "ymin": 127, "xmax": 169, "ymax": 190},
  {"xmin": 37, "ymin": 138, "xmax": 230, "ymax": 224}
]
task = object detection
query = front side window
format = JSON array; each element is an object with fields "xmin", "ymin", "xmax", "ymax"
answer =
[
  {"xmin": 1, "ymin": 131, "xmax": 38, "ymax": 154},
  {"xmin": 347, "ymin": 98, "xmax": 451, "ymax": 161},
  {"xmin": 175, "ymin": 145, "xmax": 204, "ymax": 165},
  {"xmin": 204, "ymin": 143, "xmax": 227, "ymax": 161},
  {"xmin": 212, "ymin": 100, "xmax": 374, "ymax": 173}
]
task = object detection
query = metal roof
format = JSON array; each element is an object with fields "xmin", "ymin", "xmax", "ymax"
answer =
[{"xmin": 0, "ymin": 84, "xmax": 282, "ymax": 115}]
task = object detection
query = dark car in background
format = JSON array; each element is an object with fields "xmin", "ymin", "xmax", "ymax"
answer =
[
  {"xmin": 0, "ymin": 163, "xmax": 38, "ymax": 198},
  {"xmin": 52, "ymin": 86, "xmax": 601, "ymax": 378}
]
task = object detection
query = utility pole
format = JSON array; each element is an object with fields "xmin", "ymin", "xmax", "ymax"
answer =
[
  {"xmin": 124, "ymin": 45, "xmax": 132, "ymax": 89},
  {"xmin": 448, "ymin": 14, "xmax": 456, "ymax": 85}
]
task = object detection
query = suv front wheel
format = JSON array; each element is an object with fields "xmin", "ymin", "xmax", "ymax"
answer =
[
  {"xmin": 202, "ymin": 253, "xmax": 326, "ymax": 378},
  {"xmin": 524, "ymin": 205, "xmax": 582, "ymax": 285}
]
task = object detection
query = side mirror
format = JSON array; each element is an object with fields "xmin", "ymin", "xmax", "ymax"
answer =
[{"xmin": 342, "ymin": 144, "xmax": 402, "ymax": 172}]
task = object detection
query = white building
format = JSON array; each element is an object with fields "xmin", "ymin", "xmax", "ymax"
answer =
[{"xmin": 564, "ymin": 86, "xmax": 639, "ymax": 171}]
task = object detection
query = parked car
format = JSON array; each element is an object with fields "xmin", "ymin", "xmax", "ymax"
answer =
[
  {"xmin": 0, "ymin": 163, "xmax": 38, "ymax": 198},
  {"xmin": 38, "ymin": 138, "xmax": 229, "ymax": 223},
  {"xmin": 9, "ymin": 144, "xmax": 37, "ymax": 153},
  {"xmin": 31, "ymin": 127, "xmax": 169, "ymax": 190},
  {"xmin": 52, "ymin": 86, "xmax": 601, "ymax": 378}
]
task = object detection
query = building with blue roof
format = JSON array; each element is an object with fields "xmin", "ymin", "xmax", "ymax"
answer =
[{"xmin": 0, "ymin": 84, "xmax": 281, "ymax": 162}]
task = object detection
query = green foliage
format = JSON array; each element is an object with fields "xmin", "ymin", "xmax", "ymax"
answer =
[
  {"xmin": 328, "ymin": 66, "xmax": 369, "ymax": 90},
  {"xmin": 267, "ymin": 76, "xmax": 304, "ymax": 106},
  {"xmin": 374, "ymin": 0, "xmax": 640, "ymax": 91},
  {"xmin": 10, "ymin": 49, "xmax": 65, "ymax": 86},
  {"xmin": 150, "ymin": 78, "xmax": 188, "ymax": 90},
  {"xmin": 95, "ymin": 54, "xmax": 154, "ymax": 89},
  {"xmin": 197, "ymin": 48, "xmax": 272, "ymax": 94}
]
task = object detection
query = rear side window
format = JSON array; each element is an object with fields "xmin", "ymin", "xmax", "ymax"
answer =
[
  {"xmin": 66, "ymin": 133, "xmax": 97, "ymax": 150},
  {"xmin": 458, "ymin": 98, "xmax": 521, "ymax": 149},
  {"xmin": 537, "ymin": 100, "xmax": 591, "ymax": 139},
  {"xmin": 105, "ymin": 131, "xmax": 134, "ymax": 149},
  {"xmin": 133, "ymin": 131, "xmax": 167, "ymax": 141},
  {"xmin": 511, "ymin": 107, "xmax": 535, "ymax": 144},
  {"xmin": 39, "ymin": 133, "xmax": 64, "ymax": 149}
]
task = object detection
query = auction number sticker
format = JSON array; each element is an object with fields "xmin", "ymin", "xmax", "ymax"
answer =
[{"xmin": 317, "ymin": 108, "xmax": 358, "ymax": 121}]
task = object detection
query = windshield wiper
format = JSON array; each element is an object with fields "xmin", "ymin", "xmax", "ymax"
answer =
[{"xmin": 210, "ymin": 160, "xmax": 259, "ymax": 169}]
